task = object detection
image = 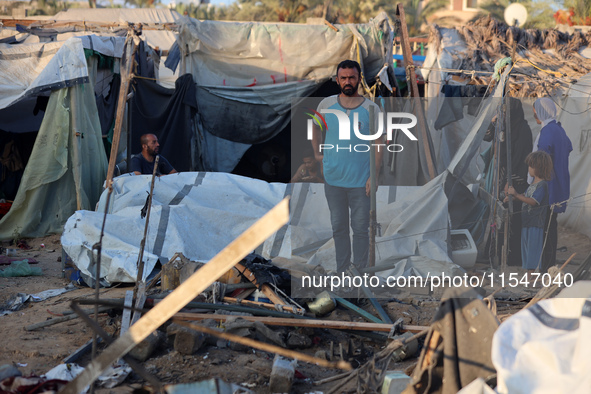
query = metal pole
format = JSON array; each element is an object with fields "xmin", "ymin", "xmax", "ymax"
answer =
[
  {"xmin": 369, "ymin": 105, "xmax": 377, "ymax": 268},
  {"xmin": 395, "ymin": 3, "xmax": 437, "ymax": 181}
]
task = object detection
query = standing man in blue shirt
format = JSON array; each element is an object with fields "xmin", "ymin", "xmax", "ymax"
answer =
[
  {"xmin": 311, "ymin": 60, "xmax": 384, "ymax": 273},
  {"xmin": 131, "ymin": 134, "xmax": 177, "ymax": 176}
]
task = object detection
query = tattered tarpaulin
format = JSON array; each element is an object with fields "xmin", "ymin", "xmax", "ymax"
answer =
[
  {"xmin": 61, "ymin": 172, "xmax": 463, "ymax": 286},
  {"xmin": 0, "ymin": 82, "xmax": 108, "ymax": 240},
  {"xmin": 196, "ymin": 80, "xmax": 319, "ymax": 144},
  {"xmin": 176, "ymin": 13, "xmax": 393, "ymax": 87},
  {"xmin": 61, "ymin": 172, "xmax": 287, "ymax": 284},
  {"xmin": 0, "ymin": 38, "xmax": 88, "ymax": 110},
  {"xmin": 493, "ymin": 287, "xmax": 591, "ymax": 393},
  {"xmin": 130, "ymin": 74, "xmax": 197, "ymax": 172}
]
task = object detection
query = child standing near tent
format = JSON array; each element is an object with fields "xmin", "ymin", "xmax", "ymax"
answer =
[{"xmin": 506, "ymin": 151, "xmax": 552, "ymax": 278}]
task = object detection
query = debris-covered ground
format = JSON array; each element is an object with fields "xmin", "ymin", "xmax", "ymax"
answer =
[{"xmin": 0, "ymin": 228, "xmax": 589, "ymax": 393}]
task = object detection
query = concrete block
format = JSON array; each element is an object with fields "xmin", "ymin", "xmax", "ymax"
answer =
[
  {"xmin": 168, "ymin": 325, "xmax": 205, "ymax": 355},
  {"xmin": 129, "ymin": 331, "xmax": 163, "ymax": 361},
  {"xmin": 381, "ymin": 371, "xmax": 411, "ymax": 394},
  {"xmin": 269, "ymin": 355, "xmax": 296, "ymax": 393}
]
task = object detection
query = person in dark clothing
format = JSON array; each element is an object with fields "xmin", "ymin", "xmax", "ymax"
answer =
[
  {"xmin": 532, "ymin": 98, "xmax": 572, "ymax": 273},
  {"xmin": 483, "ymin": 98, "xmax": 533, "ymax": 266},
  {"xmin": 130, "ymin": 133, "xmax": 177, "ymax": 176}
]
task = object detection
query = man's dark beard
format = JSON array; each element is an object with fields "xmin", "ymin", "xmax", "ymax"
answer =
[{"xmin": 341, "ymin": 83, "xmax": 358, "ymax": 96}]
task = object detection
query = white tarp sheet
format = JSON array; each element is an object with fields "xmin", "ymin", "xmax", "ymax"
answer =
[
  {"xmin": 0, "ymin": 38, "xmax": 88, "ymax": 110},
  {"xmin": 492, "ymin": 294, "xmax": 591, "ymax": 394},
  {"xmin": 62, "ymin": 172, "xmax": 461, "ymax": 285},
  {"xmin": 52, "ymin": 8, "xmax": 181, "ymax": 23}
]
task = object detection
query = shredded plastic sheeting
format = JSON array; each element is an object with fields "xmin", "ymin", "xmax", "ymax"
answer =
[
  {"xmin": 0, "ymin": 83, "xmax": 108, "ymax": 240},
  {"xmin": 61, "ymin": 172, "xmax": 462, "ymax": 285}
]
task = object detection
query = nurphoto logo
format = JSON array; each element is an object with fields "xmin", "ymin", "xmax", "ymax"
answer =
[{"xmin": 305, "ymin": 108, "xmax": 419, "ymax": 153}]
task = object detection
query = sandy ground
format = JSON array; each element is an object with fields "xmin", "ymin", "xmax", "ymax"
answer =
[{"xmin": 0, "ymin": 228, "xmax": 589, "ymax": 393}]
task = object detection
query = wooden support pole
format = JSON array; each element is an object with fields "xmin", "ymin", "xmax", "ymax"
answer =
[
  {"xmin": 60, "ymin": 199, "xmax": 289, "ymax": 394},
  {"xmin": 105, "ymin": 33, "xmax": 137, "ymax": 191},
  {"xmin": 395, "ymin": 3, "xmax": 436, "ymax": 181},
  {"xmin": 69, "ymin": 87, "xmax": 83, "ymax": 211}
]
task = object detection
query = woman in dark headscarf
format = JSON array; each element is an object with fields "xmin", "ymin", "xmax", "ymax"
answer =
[
  {"xmin": 532, "ymin": 97, "xmax": 572, "ymax": 273},
  {"xmin": 483, "ymin": 98, "xmax": 533, "ymax": 266}
]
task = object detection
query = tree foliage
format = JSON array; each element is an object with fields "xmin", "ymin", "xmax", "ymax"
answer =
[
  {"xmin": 174, "ymin": 0, "xmax": 447, "ymax": 36},
  {"xmin": 474, "ymin": 0, "xmax": 556, "ymax": 29},
  {"xmin": 556, "ymin": 0, "xmax": 591, "ymax": 25}
]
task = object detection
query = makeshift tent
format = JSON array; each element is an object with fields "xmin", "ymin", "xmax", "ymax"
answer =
[
  {"xmin": 59, "ymin": 64, "xmax": 510, "ymax": 286},
  {"xmin": 423, "ymin": 17, "xmax": 591, "ymax": 251},
  {"xmin": 0, "ymin": 37, "xmax": 111, "ymax": 239},
  {"xmin": 52, "ymin": 8, "xmax": 180, "ymax": 88},
  {"xmin": 159, "ymin": 13, "xmax": 395, "ymax": 173}
]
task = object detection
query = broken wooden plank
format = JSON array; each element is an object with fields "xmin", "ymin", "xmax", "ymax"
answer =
[
  {"xmin": 60, "ymin": 198, "xmax": 289, "ymax": 394},
  {"xmin": 120, "ymin": 290, "xmax": 134, "ymax": 335},
  {"xmin": 235, "ymin": 262, "xmax": 305, "ymax": 314},
  {"xmin": 175, "ymin": 320, "xmax": 351, "ymax": 370},
  {"xmin": 223, "ymin": 296, "xmax": 302, "ymax": 314},
  {"xmin": 396, "ymin": 3, "xmax": 436, "ymax": 180},
  {"xmin": 173, "ymin": 313, "xmax": 427, "ymax": 333}
]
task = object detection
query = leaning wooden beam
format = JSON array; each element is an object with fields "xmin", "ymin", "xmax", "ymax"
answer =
[
  {"xmin": 173, "ymin": 312, "xmax": 428, "ymax": 333},
  {"xmin": 60, "ymin": 199, "xmax": 289, "ymax": 394},
  {"xmin": 104, "ymin": 33, "xmax": 137, "ymax": 191},
  {"xmin": 174, "ymin": 320, "xmax": 351, "ymax": 370}
]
